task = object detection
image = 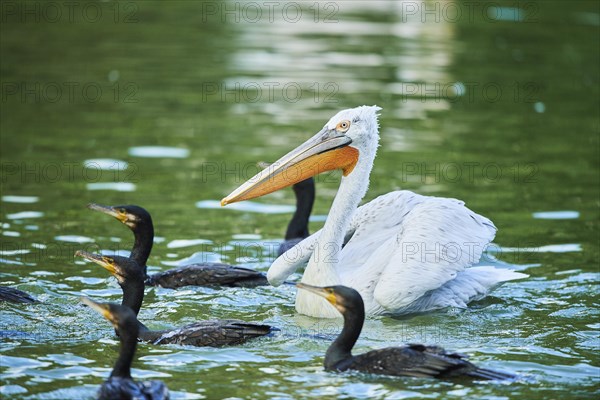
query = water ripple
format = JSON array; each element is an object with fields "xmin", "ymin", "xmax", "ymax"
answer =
[
  {"xmin": 1, "ymin": 196, "xmax": 39, "ymax": 204},
  {"xmin": 128, "ymin": 146, "xmax": 190, "ymax": 158},
  {"xmin": 532, "ymin": 211, "xmax": 580, "ymax": 219},
  {"xmin": 82, "ymin": 159, "xmax": 128, "ymax": 171}
]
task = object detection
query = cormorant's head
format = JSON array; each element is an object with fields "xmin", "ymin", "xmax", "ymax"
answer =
[
  {"xmin": 87, "ymin": 203, "xmax": 152, "ymax": 232},
  {"xmin": 81, "ymin": 297, "xmax": 136, "ymax": 330},
  {"xmin": 76, "ymin": 251, "xmax": 144, "ymax": 285},
  {"xmin": 296, "ymin": 283, "xmax": 364, "ymax": 315}
]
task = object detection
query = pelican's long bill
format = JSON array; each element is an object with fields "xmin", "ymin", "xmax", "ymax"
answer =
[
  {"xmin": 75, "ymin": 250, "xmax": 116, "ymax": 275},
  {"xmin": 221, "ymin": 128, "xmax": 358, "ymax": 206}
]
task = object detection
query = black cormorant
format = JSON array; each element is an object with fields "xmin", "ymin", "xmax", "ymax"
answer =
[
  {"xmin": 87, "ymin": 179, "xmax": 315, "ymax": 288},
  {"xmin": 0, "ymin": 286, "xmax": 37, "ymax": 303},
  {"xmin": 87, "ymin": 204, "xmax": 268, "ymax": 288},
  {"xmin": 297, "ymin": 283, "xmax": 516, "ymax": 380},
  {"xmin": 76, "ymin": 251, "xmax": 275, "ymax": 347},
  {"xmin": 81, "ymin": 297, "xmax": 169, "ymax": 400}
]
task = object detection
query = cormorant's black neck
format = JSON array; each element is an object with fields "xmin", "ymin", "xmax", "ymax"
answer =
[
  {"xmin": 110, "ymin": 318, "xmax": 138, "ymax": 379},
  {"xmin": 121, "ymin": 279, "xmax": 145, "ymax": 316},
  {"xmin": 130, "ymin": 222, "xmax": 154, "ymax": 272},
  {"xmin": 119, "ymin": 279, "xmax": 149, "ymax": 334},
  {"xmin": 324, "ymin": 304, "xmax": 364, "ymax": 370},
  {"xmin": 285, "ymin": 179, "xmax": 315, "ymax": 240}
]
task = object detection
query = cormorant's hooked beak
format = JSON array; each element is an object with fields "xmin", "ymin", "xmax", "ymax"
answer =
[
  {"xmin": 297, "ymin": 282, "xmax": 338, "ymax": 306},
  {"xmin": 81, "ymin": 297, "xmax": 114, "ymax": 324},
  {"xmin": 87, "ymin": 203, "xmax": 129, "ymax": 224},
  {"xmin": 221, "ymin": 128, "xmax": 358, "ymax": 206},
  {"xmin": 75, "ymin": 250, "xmax": 117, "ymax": 275}
]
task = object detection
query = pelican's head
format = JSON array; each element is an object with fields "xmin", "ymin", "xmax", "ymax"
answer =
[
  {"xmin": 87, "ymin": 203, "xmax": 152, "ymax": 233},
  {"xmin": 221, "ymin": 105, "xmax": 381, "ymax": 205},
  {"xmin": 323, "ymin": 105, "xmax": 381, "ymax": 154}
]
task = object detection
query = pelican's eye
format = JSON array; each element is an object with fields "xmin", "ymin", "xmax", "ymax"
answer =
[{"xmin": 336, "ymin": 120, "xmax": 351, "ymax": 133}]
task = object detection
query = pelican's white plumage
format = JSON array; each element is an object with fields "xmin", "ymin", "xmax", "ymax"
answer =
[
  {"xmin": 224, "ymin": 106, "xmax": 527, "ymax": 318},
  {"xmin": 271, "ymin": 190, "xmax": 526, "ymax": 317}
]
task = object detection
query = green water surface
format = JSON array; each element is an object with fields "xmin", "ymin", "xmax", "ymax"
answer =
[{"xmin": 1, "ymin": 1, "xmax": 599, "ymax": 399}]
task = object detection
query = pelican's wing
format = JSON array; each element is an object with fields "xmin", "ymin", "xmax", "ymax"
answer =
[
  {"xmin": 366, "ymin": 192, "xmax": 496, "ymax": 311},
  {"xmin": 339, "ymin": 191, "xmax": 497, "ymax": 312},
  {"xmin": 339, "ymin": 191, "xmax": 434, "ymax": 275},
  {"xmin": 272, "ymin": 191, "xmax": 431, "ymax": 290},
  {"xmin": 394, "ymin": 266, "xmax": 528, "ymax": 314},
  {"xmin": 267, "ymin": 230, "xmax": 322, "ymax": 285}
]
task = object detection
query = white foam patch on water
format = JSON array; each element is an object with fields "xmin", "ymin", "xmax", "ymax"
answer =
[
  {"xmin": 196, "ymin": 200, "xmax": 295, "ymax": 214},
  {"xmin": 6, "ymin": 211, "xmax": 44, "ymax": 219},
  {"xmin": 259, "ymin": 367, "xmax": 279, "ymax": 374},
  {"xmin": 1, "ymin": 195, "xmax": 39, "ymax": 203},
  {"xmin": 490, "ymin": 243, "xmax": 582, "ymax": 253},
  {"xmin": 128, "ymin": 146, "xmax": 190, "ymax": 158},
  {"xmin": 167, "ymin": 239, "xmax": 212, "ymax": 249},
  {"xmin": 0, "ymin": 385, "xmax": 27, "ymax": 395},
  {"xmin": 0, "ymin": 249, "xmax": 30, "ymax": 256},
  {"xmin": 161, "ymin": 251, "xmax": 222, "ymax": 266},
  {"xmin": 86, "ymin": 182, "xmax": 136, "ymax": 192},
  {"xmin": 82, "ymin": 159, "xmax": 128, "ymax": 171},
  {"xmin": 54, "ymin": 235, "xmax": 95, "ymax": 243},
  {"xmin": 232, "ymin": 234, "xmax": 262, "ymax": 240},
  {"xmin": 64, "ymin": 277, "xmax": 107, "ymax": 285},
  {"xmin": 533, "ymin": 211, "xmax": 579, "ymax": 220}
]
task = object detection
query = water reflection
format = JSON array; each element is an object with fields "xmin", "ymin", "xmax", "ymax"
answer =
[{"xmin": 226, "ymin": 0, "xmax": 458, "ymax": 122}]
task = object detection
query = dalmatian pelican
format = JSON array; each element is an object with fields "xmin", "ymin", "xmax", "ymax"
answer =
[{"xmin": 222, "ymin": 106, "xmax": 527, "ymax": 318}]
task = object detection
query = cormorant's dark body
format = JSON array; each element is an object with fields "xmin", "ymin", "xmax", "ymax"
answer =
[
  {"xmin": 144, "ymin": 263, "xmax": 268, "ymax": 289},
  {"xmin": 298, "ymin": 284, "xmax": 515, "ymax": 380},
  {"xmin": 0, "ymin": 286, "xmax": 37, "ymax": 304},
  {"xmin": 98, "ymin": 377, "xmax": 168, "ymax": 400}
]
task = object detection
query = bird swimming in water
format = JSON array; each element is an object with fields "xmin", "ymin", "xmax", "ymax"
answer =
[
  {"xmin": 87, "ymin": 180, "xmax": 314, "ymax": 289},
  {"xmin": 81, "ymin": 297, "xmax": 170, "ymax": 400},
  {"xmin": 297, "ymin": 283, "xmax": 515, "ymax": 380},
  {"xmin": 222, "ymin": 106, "xmax": 528, "ymax": 318},
  {"xmin": 277, "ymin": 177, "xmax": 315, "ymax": 256},
  {"xmin": 87, "ymin": 203, "xmax": 268, "ymax": 288},
  {"xmin": 0, "ymin": 286, "xmax": 37, "ymax": 304},
  {"xmin": 76, "ymin": 251, "xmax": 275, "ymax": 347}
]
